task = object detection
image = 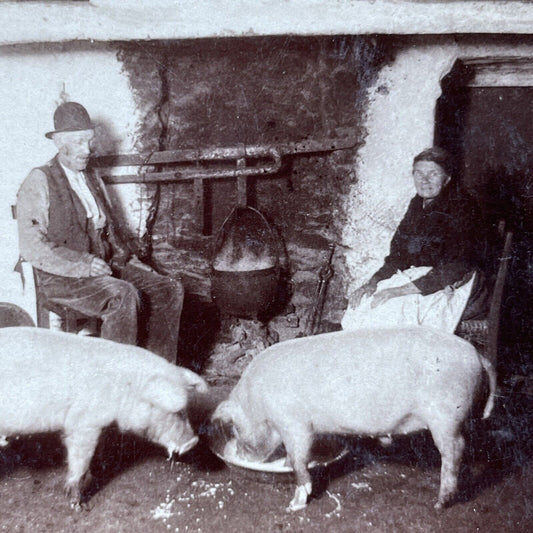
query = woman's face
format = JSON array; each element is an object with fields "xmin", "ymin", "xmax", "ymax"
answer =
[{"xmin": 412, "ymin": 160, "xmax": 451, "ymax": 200}]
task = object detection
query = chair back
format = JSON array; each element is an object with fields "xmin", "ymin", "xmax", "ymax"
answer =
[{"xmin": 486, "ymin": 221, "xmax": 513, "ymax": 363}]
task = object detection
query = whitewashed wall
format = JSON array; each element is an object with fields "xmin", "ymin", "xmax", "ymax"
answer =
[
  {"xmin": 2, "ymin": 1, "xmax": 533, "ymax": 44},
  {"xmin": 0, "ymin": 44, "xmax": 140, "ymax": 321}
]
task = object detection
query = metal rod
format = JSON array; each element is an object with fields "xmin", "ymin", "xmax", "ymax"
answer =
[
  {"xmin": 100, "ymin": 149, "xmax": 282, "ymax": 184},
  {"xmin": 307, "ymin": 243, "xmax": 336, "ymax": 336},
  {"xmin": 236, "ymin": 158, "xmax": 248, "ymax": 206},
  {"xmin": 91, "ymin": 137, "xmax": 357, "ymax": 169},
  {"xmin": 94, "ymin": 137, "xmax": 358, "ymax": 184}
]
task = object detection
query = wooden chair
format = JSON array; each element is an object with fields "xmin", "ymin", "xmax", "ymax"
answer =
[
  {"xmin": 455, "ymin": 221, "xmax": 513, "ymax": 365},
  {"xmin": 12, "ymin": 204, "xmax": 99, "ymax": 334},
  {"xmin": 32, "ymin": 268, "xmax": 99, "ymax": 333}
]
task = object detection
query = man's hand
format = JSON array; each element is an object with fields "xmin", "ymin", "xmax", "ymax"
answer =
[
  {"xmin": 127, "ymin": 255, "xmax": 154, "ymax": 272},
  {"xmin": 89, "ymin": 257, "xmax": 112, "ymax": 277},
  {"xmin": 349, "ymin": 280, "xmax": 378, "ymax": 307}
]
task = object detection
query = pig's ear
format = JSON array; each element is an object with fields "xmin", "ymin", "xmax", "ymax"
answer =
[
  {"xmin": 142, "ymin": 376, "xmax": 188, "ymax": 413},
  {"xmin": 212, "ymin": 401, "xmax": 233, "ymax": 423},
  {"xmin": 178, "ymin": 368, "xmax": 209, "ymax": 394},
  {"xmin": 212, "ymin": 400, "xmax": 241, "ymax": 425}
]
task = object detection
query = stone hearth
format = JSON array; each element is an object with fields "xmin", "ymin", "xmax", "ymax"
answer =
[{"xmin": 203, "ymin": 316, "xmax": 279, "ymax": 383}]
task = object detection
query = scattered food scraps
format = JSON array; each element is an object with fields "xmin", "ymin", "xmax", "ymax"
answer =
[
  {"xmin": 351, "ymin": 482, "xmax": 372, "ymax": 491},
  {"xmin": 151, "ymin": 494, "xmax": 175, "ymax": 521},
  {"xmin": 325, "ymin": 491, "xmax": 342, "ymax": 518}
]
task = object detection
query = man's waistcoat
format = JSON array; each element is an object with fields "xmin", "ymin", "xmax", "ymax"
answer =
[{"xmin": 38, "ymin": 156, "xmax": 109, "ymax": 260}]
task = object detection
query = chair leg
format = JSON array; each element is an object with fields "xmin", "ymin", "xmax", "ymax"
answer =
[
  {"xmin": 36, "ymin": 301, "xmax": 50, "ymax": 329},
  {"xmin": 87, "ymin": 317, "xmax": 99, "ymax": 334},
  {"xmin": 64, "ymin": 309, "xmax": 79, "ymax": 333}
]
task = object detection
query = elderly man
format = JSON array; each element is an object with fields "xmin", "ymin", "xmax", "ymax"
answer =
[{"xmin": 16, "ymin": 101, "xmax": 184, "ymax": 363}]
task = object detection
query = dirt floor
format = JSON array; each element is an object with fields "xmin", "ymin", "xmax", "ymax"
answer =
[{"xmin": 0, "ymin": 379, "xmax": 532, "ymax": 533}]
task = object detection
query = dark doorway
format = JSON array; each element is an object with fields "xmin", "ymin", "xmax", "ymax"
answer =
[{"xmin": 435, "ymin": 59, "xmax": 533, "ymax": 377}]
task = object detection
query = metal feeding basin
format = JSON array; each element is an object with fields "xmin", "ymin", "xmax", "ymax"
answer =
[{"xmin": 208, "ymin": 421, "xmax": 349, "ymax": 483}]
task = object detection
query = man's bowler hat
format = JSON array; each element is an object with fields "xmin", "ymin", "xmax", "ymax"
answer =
[{"xmin": 45, "ymin": 102, "xmax": 94, "ymax": 139}]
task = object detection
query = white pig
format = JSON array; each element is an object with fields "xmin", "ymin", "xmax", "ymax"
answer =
[
  {"xmin": 212, "ymin": 326, "xmax": 496, "ymax": 512},
  {"xmin": 0, "ymin": 327, "xmax": 208, "ymax": 506}
]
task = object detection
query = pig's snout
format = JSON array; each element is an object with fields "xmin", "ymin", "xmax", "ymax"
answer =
[
  {"xmin": 145, "ymin": 409, "xmax": 200, "ymax": 459},
  {"xmin": 164, "ymin": 423, "xmax": 199, "ymax": 458},
  {"xmin": 177, "ymin": 436, "xmax": 198, "ymax": 455}
]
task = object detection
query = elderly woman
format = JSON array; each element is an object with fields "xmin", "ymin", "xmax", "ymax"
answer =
[{"xmin": 342, "ymin": 147, "xmax": 487, "ymax": 333}]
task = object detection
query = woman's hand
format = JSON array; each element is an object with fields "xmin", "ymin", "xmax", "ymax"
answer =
[
  {"xmin": 349, "ymin": 280, "xmax": 378, "ymax": 307},
  {"xmin": 370, "ymin": 282, "xmax": 421, "ymax": 309},
  {"xmin": 90, "ymin": 257, "xmax": 112, "ymax": 277}
]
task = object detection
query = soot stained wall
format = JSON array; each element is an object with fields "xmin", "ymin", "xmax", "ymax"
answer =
[{"xmin": 119, "ymin": 36, "xmax": 391, "ymax": 331}]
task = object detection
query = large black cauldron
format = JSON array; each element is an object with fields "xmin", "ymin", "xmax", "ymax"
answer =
[{"xmin": 211, "ymin": 206, "xmax": 280, "ymax": 320}]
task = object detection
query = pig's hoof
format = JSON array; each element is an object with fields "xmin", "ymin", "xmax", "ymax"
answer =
[
  {"xmin": 69, "ymin": 499, "xmax": 83, "ymax": 512},
  {"xmin": 378, "ymin": 436, "xmax": 393, "ymax": 447},
  {"xmin": 286, "ymin": 501, "xmax": 307, "ymax": 512},
  {"xmin": 81, "ymin": 500, "xmax": 93, "ymax": 512},
  {"xmin": 68, "ymin": 497, "xmax": 92, "ymax": 512},
  {"xmin": 286, "ymin": 485, "xmax": 310, "ymax": 512},
  {"xmin": 434, "ymin": 500, "xmax": 448, "ymax": 513},
  {"xmin": 64, "ymin": 484, "xmax": 86, "ymax": 511}
]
